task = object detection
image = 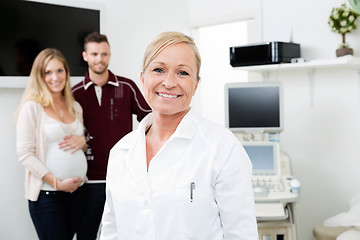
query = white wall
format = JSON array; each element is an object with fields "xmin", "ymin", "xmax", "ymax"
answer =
[
  {"xmin": 262, "ymin": 1, "xmax": 360, "ymax": 239},
  {"xmin": 0, "ymin": 88, "xmax": 34, "ymax": 239},
  {"xmin": 103, "ymin": 0, "xmax": 190, "ymax": 85},
  {"xmin": 190, "ymin": 0, "xmax": 360, "ymax": 240},
  {"xmin": 2, "ymin": 0, "xmax": 360, "ymax": 239}
]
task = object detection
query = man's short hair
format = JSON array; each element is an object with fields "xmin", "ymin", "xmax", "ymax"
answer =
[{"xmin": 83, "ymin": 32, "xmax": 109, "ymax": 51}]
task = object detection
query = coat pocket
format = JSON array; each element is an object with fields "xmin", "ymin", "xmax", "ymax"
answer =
[{"xmin": 176, "ymin": 187, "xmax": 221, "ymax": 238}]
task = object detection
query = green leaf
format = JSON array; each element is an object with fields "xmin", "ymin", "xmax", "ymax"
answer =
[{"xmin": 349, "ymin": 0, "xmax": 360, "ymax": 13}]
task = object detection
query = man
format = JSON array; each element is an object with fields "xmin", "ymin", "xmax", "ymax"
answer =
[{"xmin": 72, "ymin": 32, "xmax": 151, "ymax": 239}]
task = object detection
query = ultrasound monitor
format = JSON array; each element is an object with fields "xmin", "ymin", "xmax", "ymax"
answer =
[
  {"xmin": 242, "ymin": 141, "xmax": 280, "ymax": 176},
  {"xmin": 224, "ymin": 82, "xmax": 283, "ymax": 133}
]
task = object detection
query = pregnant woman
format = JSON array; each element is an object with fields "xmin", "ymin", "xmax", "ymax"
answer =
[{"xmin": 15, "ymin": 48, "xmax": 87, "ymax": 240}]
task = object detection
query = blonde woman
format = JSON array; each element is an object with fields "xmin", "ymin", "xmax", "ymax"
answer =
[
  {"xmin": 15, "ymin": 48, "xmax": 87, "ymax": 240},
  {"xmin": 100, "ymin": 32, "xmax": 258, "ymax": 239}
]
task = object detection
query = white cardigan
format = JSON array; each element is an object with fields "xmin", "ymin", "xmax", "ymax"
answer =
[{"xmin": 16, "ymin": 100, "xmax": 83, "ymax": 201}]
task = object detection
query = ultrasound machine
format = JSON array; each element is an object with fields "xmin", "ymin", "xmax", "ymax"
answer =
[
  {"xmin": 243, "ymin": 141, "xmax": 300, "ymax": 218},
  {"xmin": 225, "ymin": 82, "xmax": 300, "ymax": 240}
]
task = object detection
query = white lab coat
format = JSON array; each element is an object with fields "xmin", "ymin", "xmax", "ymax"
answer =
[{"xmin": 100, "ymin": 109, "xmax": 258, "ymax": 240}]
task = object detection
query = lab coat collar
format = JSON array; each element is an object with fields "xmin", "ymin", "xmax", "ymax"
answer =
[
  {"xmin": 115, "ymin": 119, "xmax": 150, "ymax": 198},
  {"xmin": 173, "ymin": 108, "xmax": 198, "ymax": 140},
  {"xmin": 118, "ymin": 108, "xmax": 199, "ymax": 152},
  {"xmin": 114, "ymin": 108, "xmax": 199, "ymax": 199}
]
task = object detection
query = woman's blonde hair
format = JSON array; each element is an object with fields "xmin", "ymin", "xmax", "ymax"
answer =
[
  {"xmin": 15, "ymin": 48, "xmax": 75, "ymax": 119},
  {"xmin": 142, "ymin": 31, "xmax": 201, "ymax": 81}
]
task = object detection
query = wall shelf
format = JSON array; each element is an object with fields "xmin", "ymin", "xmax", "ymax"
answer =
[
  {"xmin": 0, "ymin": 77, "xmax": 28, "ymax": 88},
  {"xmin": 0, "ymin": 76, "xmax": 83, "ymax": 89},
  {"xmin": 234, "ymin": 55, "xmax": 360, "ymax": 107},
  {"xmin": 235, "ymin": 55, "xmax": 360, "ymax": 73}
]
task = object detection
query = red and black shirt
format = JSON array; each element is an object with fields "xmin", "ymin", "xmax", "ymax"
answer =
[{"xmin": 72, "ymin": 70, "xmax": 151, "ymax": 180}]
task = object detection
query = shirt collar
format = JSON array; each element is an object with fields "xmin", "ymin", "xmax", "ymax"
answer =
[
  {"xmin": 83, "ymin": 70, "xmax": 119, "ymax": 90},
  {"xmin": 173, "ymin": 108, "xmax": 197, "ymax": 139},
  {"xmin": 118, "ymin": 108, "xmax": 198, "ymax": 151}
]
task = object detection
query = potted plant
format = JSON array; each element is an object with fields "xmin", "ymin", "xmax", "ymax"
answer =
[{"xmin": 328, "ymin": 3, "xmax": 359, "ymax": 57}]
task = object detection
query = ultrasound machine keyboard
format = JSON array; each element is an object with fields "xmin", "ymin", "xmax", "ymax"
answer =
[
  {"xmin": 252, "ymin": 177, "xmax": 284, "ymax": 195},
  {"xmin": 252, "ymin": 176, "xmax": 298, "ymax": 202}
]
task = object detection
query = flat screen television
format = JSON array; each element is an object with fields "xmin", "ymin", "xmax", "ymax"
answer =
[
  {"xmin": 224, "ymin": 81, "xmax": 283, "ymax": 133},
  {"xmin": 0, "ymin": 0, "xmax": 104, "ymax": 87}
]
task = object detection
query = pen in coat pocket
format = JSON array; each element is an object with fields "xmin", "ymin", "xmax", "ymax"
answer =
[{"xmin": 190, "ymin": 182, "xmax": 195, "ymax": 202}]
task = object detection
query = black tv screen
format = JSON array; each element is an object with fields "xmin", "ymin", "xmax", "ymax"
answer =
[
  {"xmin": 0, "ymin": 0, "xmax": 100, "ymax": 76},
  {"xmin": 224, "ymin": 82, "xmax": 283, "ymax": 133}
]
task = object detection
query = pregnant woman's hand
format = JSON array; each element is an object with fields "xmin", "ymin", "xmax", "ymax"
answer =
[
  {"xmin": 57, "ymin": 177, "xmax": 83, "ymax": 193},
  {"xmin": 59, "ymin": 135, "xmax": 87, "ymax": 154}
]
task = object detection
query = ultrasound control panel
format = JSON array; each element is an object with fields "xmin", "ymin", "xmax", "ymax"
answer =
[{"xmin": 252, "ymin": 175, "xmax": 299, "ymax": 203}]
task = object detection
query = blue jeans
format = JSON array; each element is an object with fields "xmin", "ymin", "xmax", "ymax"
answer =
[
  {"xmin": 76, "ymin": 183, "xmax": 106, "ymax": 240},
  {"xmin": 29, "ymin": 185, "xmax": 85, "ymax": 240}
]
